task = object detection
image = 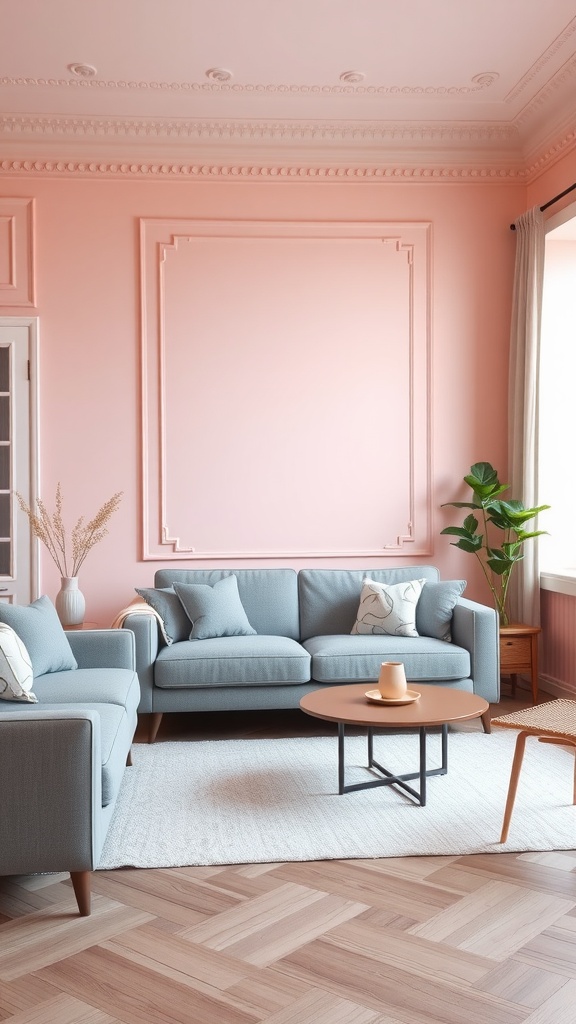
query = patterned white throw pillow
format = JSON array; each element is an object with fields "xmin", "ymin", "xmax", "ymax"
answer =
[
  {"xmin": 0, "ymin": 622, "xmax": 37, "ymax": 703},
  {"xmin": 351, "ymin": 578, "xmax": 426, "ymax": 638}
]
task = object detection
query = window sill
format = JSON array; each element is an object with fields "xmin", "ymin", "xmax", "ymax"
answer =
[{"xmin": 540, "ymin": 570, "xmax": 576, "ymax": 598}]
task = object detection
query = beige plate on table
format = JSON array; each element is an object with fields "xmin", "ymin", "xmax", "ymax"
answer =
[{"xmin": 365, "ymin": 689, "xmax": 421, "ymax": 706}]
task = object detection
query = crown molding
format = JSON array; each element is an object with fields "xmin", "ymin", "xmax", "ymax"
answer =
[
  {"xmin": 0, "ymin": 113, "xmax": 518, "ymax": 146},
  {"xmin": 0, "ymin": 157, "xmax": 527, "ymax": 180},
  {"xmin": 505, "ymin": 17, "xmax": 576, "ymax": 104},
  {"xmin": 1, "ymin": 118, "xmax": 574, "ymax": 182},
  {"xmin": 0, "ymin": 71, "xmax": 499, "ymax": 98}
]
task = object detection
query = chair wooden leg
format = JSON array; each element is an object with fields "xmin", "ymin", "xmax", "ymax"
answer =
[
  {"xmin": 500, "ymin": 730, "xmax": 529, "ymax": 843},
  {"xmin": 126, "ymin": 748, "xmax": 133, "ymax": 766},
  {"xmin": 70, "ymin": 870, "xmax": 91, "ymax": 916},
  {"xmin": 149, "ymin": 712, "xmax": 163, "ymax": 743}
]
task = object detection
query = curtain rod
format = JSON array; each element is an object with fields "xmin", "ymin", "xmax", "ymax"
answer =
[{"xmin": 509, "ymin": 181, "xmax": 576, "ymax": 230}]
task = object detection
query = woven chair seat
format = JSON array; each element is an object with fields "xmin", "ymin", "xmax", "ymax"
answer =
[
  {"xmin": 492, "ymin": 699, "xmax": 576, "ymax": 843},
  {"xmin": 492, "ymin": 699, "xmax": 576, "ymax": 740}
]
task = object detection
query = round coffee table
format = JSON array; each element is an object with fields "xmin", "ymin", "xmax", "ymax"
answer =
[{"xmin": 300, "ymin": 683, "xmax": 491, "ymax": 805}]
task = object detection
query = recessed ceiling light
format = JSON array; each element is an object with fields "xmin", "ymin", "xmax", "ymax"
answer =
[
  {"xmin": 68, "ymin": 62, "xmax": 97, "ymax": 78},
  {"xmin": 339, "ymin": 71, "xmax": 365, "ymax": 84},
  {"xmin": 205, "ymin": 68, "xmax": 233, "ymax": 82}
]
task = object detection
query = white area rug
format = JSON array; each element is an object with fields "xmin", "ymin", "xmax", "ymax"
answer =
[{"xmin": 98, "ymin": 729, "xmax": 576, "ymax": 869}]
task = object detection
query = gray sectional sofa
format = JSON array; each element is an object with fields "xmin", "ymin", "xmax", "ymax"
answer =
[
  {"xmin": 123, "ymin": 566, "xmax": 499, "ymax": 741},
  {"xmin": 0, "ymin": 627, "xmax": 140, "ymax": 915}
]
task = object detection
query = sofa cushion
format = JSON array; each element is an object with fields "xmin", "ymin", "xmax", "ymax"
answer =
[
  {"xmin": 0, "ymin": 596, "xmax": 78, "ymax": 676},
  {"xmin": 351, "ymin": 578, "xmax": 426, "ymax": 638},
  {"xmin": 416, "ymin": 580, "xmax": 466, "ymax": 641},
  {"xmin": 298, "ymin": 567, "xmax": 440, "ymax": 640},
  {"xmin": 32, "ymin": 667, "xmax": 140, "ymax": 712},
  {"xmin": 173, "ymin": 576, "xmax": 256, "ymax": 640},
  {"xmin": 154, "ymin": 635, "xmax": 311, "ymax": 688},
  {"xmin": 0, "ymin": 624, "xmax": 37, "ymax": 703},
  {"xmin": 135, "ymin": 586, "xmax": 191, "ymax": 644},
  {"xmin": 156, "ymin": 568, "xmax": 301, "ymax": 640},
  {"xmin": 303, "ymin": 635, "xmax": 471, "ymax": 683}
]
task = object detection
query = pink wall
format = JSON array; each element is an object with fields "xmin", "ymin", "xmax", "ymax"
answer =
[{"xmin": 0, "ymin": 173, "xmax": 525, "ymax": 622}]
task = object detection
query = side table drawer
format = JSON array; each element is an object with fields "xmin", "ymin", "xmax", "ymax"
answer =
[{"xmin": 500, "ymin": 635, "xmax": 531, "ymax": 670}]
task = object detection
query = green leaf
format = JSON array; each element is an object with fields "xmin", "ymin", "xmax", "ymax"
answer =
[
  {"xmin": 450, "ymin": 538, "xmax": 483, "ymax": 554},
  {"xmin": 440, "ymin": 501, "xmax": 482, "ymax": 510},
  {"xmin": 464, "ymin": 462, "xmax": 509, "ymax": 502}
]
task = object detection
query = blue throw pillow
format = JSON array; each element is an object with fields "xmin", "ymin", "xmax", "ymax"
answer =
[
  {"xmin": 416, "ymin": 580, "xmax": 466, "ymax": 641},
  {"xmin": 135, "ymin": 586, "xmax": 191, "ymax": 645},
  {"xmin": 0, "ymin": 595, "xmax": 77, "ymax": 676},
  {"xmin": 173, "ymin": 575, "xmax": 256, "ymax": 641}
]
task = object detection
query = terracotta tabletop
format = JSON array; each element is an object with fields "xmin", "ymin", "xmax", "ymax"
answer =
[{"xmin": 300, "ymin": 683, "xmax": 490, "ymax": 730}]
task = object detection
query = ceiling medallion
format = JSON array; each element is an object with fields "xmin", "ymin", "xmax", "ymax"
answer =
[
  {"xmin": 205, "ymin": 68, "xmax": 233, "ymax": 82},
  {"xmin": 339, "ymin": 71, "xmax": 365, "ymax": 84},
  {"xmin": 68, "ymin": 63, "xmax": 97, "ymax": 78}
]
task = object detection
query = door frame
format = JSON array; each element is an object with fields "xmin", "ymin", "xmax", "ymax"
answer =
[{"xmin": 0, "ymin": 315, "xmax": 40, "ymax": 602}]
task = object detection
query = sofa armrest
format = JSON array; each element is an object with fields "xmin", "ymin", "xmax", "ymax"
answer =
[
  {"xmin": 0, "ymin": 711, "xmax": 101, "ymax": 875},
  {"xmin": 121, "ymin": 613, "xmax": 159, "ymax": 714},
  {"xmin": 451, "ymin": 598, "xmax": 500, "ymax": 702},
  {"xmin": 66, "ymin": 628, "xmax": 135, "ymax": 671}
]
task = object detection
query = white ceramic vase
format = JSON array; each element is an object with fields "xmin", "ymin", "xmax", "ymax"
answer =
[
  {"xmin": 378, "ymin": 661, "xmax": 408, "ymax": 699},
  {"xmin": 55, "ymin": 576, "xmax": 85, "ymax": 627}
]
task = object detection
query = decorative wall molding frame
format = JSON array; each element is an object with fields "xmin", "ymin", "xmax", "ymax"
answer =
[
  {"xmin": 140, "ymin": 218, "xmax": 432, "ymax": 560},
  {"xmin": 0, "ymin": 198, "xmax": 35, "ymax": 306}
]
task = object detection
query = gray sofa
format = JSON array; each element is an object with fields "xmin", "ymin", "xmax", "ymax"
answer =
[
  {"xmin": 0, "ymin": 628, "xmax": 140, "ymax": 916},
  {"xmin": 124, "ymin": 567, "xmax": 499, "ymax": 741}
]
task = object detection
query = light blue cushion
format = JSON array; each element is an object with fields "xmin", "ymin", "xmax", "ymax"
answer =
[
  {"xmin": 298, "ymin": 567, "xmax": 440, "ymax": 640},
  {"xmin": 33, "ymin": 667, "xmax": 140, "ymax": 712},
  {"xmin": 303, "ymin": 634, "xmax": 470, "ymax": 682},
  {"xmin": 135, "ymin": 586, "xmax": 191, "ymax": 644},
  {"xmin": 416, "ymin": 580, "xmax": 466, "ymax": 641},
  {"xmin": 156, "ymin": 568, "xmax": 300, "ymax": 639},
  {"xmin": 0, "ymin": 596, "xmax": 77, "ymax": 676},
  {"xmin": 154, "ymin": 635, "xmax": 310, "ymax": 687},
  {"xmin": 173, "ymin": 575, "xmax": 256, "ymax": 641}
]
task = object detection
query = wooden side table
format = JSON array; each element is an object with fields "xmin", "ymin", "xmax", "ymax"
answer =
[
  {"xmin": 499, "ymin": 623, "xmax": 541, "ymax": 703},
  {"xmin": 65, "ymin": 621, "xmax": 99, "ymax": 630}
]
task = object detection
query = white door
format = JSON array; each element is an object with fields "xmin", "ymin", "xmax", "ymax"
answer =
[{"xmin": 0, "ymin": 317, "xmax": 39, "ymax": 605}]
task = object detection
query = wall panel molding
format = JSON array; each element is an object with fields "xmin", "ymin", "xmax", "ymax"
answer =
[
  {"xmin": 140, "ymin": 217, "xmax": 432, "ymax": 560},
  {"xmin": 0, "ymin": 198, "xmax": 35, "ymax": 306}
]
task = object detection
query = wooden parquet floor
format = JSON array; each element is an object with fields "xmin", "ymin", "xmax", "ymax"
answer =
[{"xmin": 1, "ymin": 687, "xmax": 575, "ymax": 1024}]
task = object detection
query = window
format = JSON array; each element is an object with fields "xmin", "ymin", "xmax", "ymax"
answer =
[{"xmin": 539, "ymin": 203, "xmax": 576, "ymax": 595}]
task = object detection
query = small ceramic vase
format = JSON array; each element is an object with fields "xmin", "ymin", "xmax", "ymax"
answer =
[
  {"xmin": 55, "ymin": 576, "xmax": 86, "ymax": 627},
  {"xmin": 378, "ymin": 661, "xmax": 408, "ymax": 699}
]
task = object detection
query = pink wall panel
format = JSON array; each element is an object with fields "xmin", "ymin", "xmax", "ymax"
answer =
[
  {"xmin": 142, "ymin": 218, "xmax": 431, "ymax": 559},
  {"xmin": 541, "ymin": 589, "xmax": 576, "ymax": 697},
  {"xmin": 0, "ymin": 175, "xmax": 523, "ymax": 622}
]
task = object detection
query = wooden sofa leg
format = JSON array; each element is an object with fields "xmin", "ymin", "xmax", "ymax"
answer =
[
  {"xmin": 149, "ymin": 712, "xmax": 163, "ymax": 743},
  {"xmin": 70, "ymin": 870, "xmax": 91, "ymax": 916},
  {"xmin": 126, "ymin": 748, "xmax": 133, "ymax": 766}
]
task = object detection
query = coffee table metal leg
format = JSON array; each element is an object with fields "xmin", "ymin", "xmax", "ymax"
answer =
[
  {"xmin": 338, "ymin": 722, "xmax": 345, "ymax": 795},
  {"xmin": 419, "ymin": 727, "xmax": 427, "ymax": 806},
  {"xmin": 338, "ymin": 721, "xmax": 449, "ymax": 803}
]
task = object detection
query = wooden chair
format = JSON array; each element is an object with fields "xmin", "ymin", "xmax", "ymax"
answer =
[{"xmin": 492, "ymin": 699, "xmax": 576, "ymax": 842}]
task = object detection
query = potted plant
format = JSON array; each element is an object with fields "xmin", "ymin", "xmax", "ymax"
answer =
[{"xmin": 440, "ymin": 461, "xmax": 549, "ymax": 627}]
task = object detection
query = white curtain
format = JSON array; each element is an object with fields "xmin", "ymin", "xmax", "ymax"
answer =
[{"xmin": 508, "ymin": 206, "xmax": 545, "ymax": 625}]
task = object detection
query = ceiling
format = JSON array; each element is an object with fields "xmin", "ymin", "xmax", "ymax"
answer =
[{"xmin": 2, "ymin": 0, "xmax": 576, "ymax": 175}]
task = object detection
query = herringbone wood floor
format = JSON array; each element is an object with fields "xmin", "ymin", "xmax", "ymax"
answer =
[{"xmin": 1, "ymin": 685, "xmax": 575, "ymax": 1024}]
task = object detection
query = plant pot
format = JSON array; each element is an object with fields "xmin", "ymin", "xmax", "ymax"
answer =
[{"xmin": 55, "ymin": 576, "xmax": 85, "ymax": 627}]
